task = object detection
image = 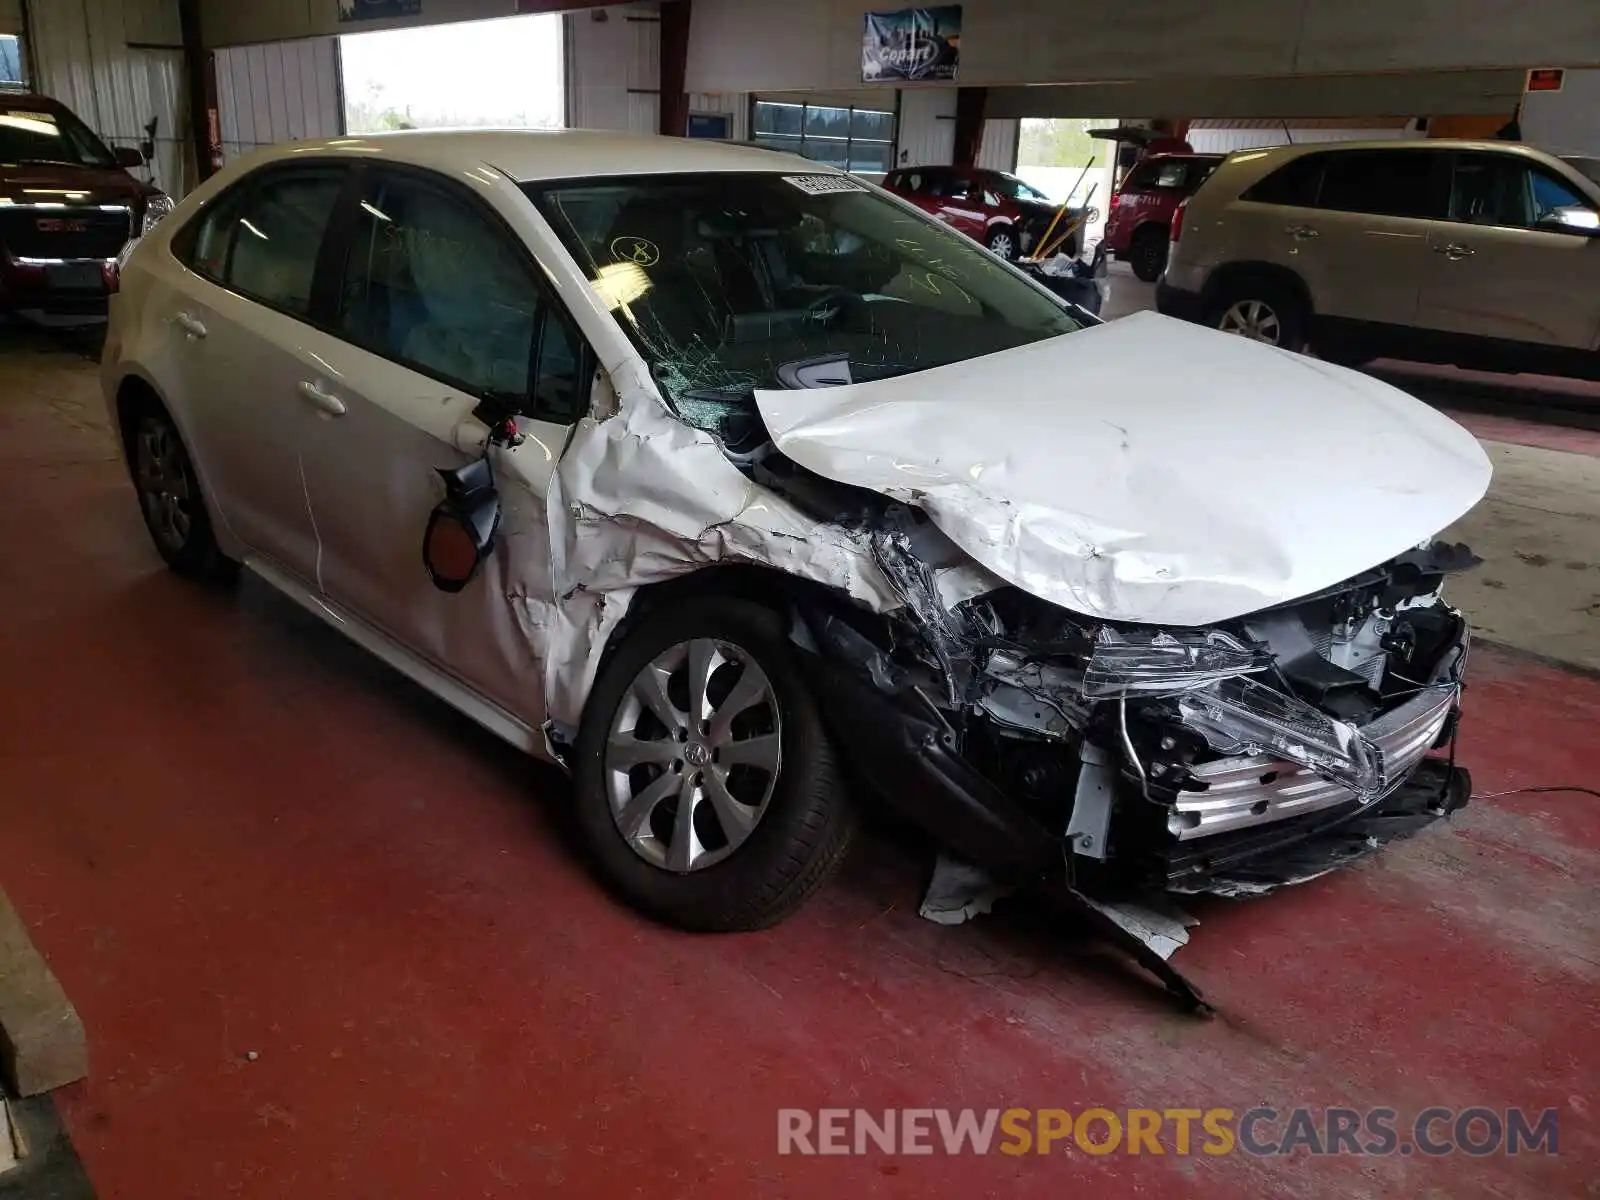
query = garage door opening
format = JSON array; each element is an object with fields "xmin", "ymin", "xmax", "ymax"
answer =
[{"xmin": 340, "ymin": 13, "xmax": 564, "ymax": 133}]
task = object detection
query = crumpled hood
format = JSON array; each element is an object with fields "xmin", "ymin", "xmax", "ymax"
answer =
[{"xmin": 754, "ymin": 312, "xmax": 1493, "ymax": 627}]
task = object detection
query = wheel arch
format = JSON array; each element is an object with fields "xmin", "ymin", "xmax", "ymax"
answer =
[
  {"xmin": 1201, "ymin": 261, "xmax": 1314, "ymax": 317},
  {"xmin": 111, "ymin": 369, "xmax": 238, "ymax": 555}
]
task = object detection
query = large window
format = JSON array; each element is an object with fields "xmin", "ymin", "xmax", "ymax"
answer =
[{"xmin": 752, "ymin": 101, "xmax": 895, "ymax": 176}]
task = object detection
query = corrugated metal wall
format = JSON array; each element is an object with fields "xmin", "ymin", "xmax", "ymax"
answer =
[
  {"xmin": 1186, "ymin": 122, "xmax": 1409, "ymax": 154},
  {"xmin": 896, "ymin": 88, "xmax": 954, "ymax": 167},
  {"xmin": 566, "ymin": 3, "xmax": 659, "ymax": 133},
  {"xmin": 215, "ymin": 38, "xmax": 343, "ymax": 165},
  {"xmin": 976, "ymin": 117, "xmax": 1017, "ymax": 172},
  {"xmin": 25, "ymin": 0, "xmax": 191, "ymax": 195}
]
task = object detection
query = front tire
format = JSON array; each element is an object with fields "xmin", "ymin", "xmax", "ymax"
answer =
[
  {"xmin": 573, "ymin": 598, "xmax": 856, "ymax": 931},
  {"xmin": 126, "ymin": 404, "xmax": 238, "ymax": 581}
]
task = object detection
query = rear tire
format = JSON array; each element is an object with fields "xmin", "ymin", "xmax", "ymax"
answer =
[
  {"xmin": 125, "ymin": 402, "xmax": 239, "ymax": 582},
  {"xmin": 1129, "ymin": 226, "xmax": 1169, "ymax": 283},
  {"xmin": 573, "ymin": 598, "xmax": 856, "ymax": 932},
  {"xmin": 1208, "ymin": 277, "xmax": 1309, "ymax": 353}
]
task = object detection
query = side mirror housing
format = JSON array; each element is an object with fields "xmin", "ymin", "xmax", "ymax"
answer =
[
  {"xmin": 421, "ymin": 457, "xmax": 502, "ymax": 593},
  {"xmin": 114, "ymin": 146, "xmax": 146, "ymax": 169},
  {"xmin": 1537, "ymin": 205, "xmax": 1600, "ymax": 235}
]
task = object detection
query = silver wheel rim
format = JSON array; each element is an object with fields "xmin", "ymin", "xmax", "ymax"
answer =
[
  {"xmin": 604, "ymin": 638, "xmax": 783, "ymax": 873},
  {"xmin": 990, "ymin": 231, "xmax": 1014, "ymax": 258},
  {"xmin": 134, "ymin": 418, "xmax": 194, "ymax": 553},
  {"xmin": 1218, "ymin": 299, "xmax": 1282, "ymax": 344}
]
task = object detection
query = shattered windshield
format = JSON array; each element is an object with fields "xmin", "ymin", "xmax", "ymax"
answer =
[{"xmin": 527, "ymin": 171, "xmax": 1083, "ymax": 440}]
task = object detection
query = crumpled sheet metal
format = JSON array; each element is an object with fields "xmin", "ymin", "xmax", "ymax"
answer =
[
  {"xmin": 522, "ymin": 363, "xmax": 904, "ymax": 729},
  {"xmin": 755, "ymin": 311, "xmax": 1493, "ymax": 628}
]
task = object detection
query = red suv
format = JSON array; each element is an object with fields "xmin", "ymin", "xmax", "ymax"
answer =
[
  {"xmin": 1101, "ymin": 153, "xmax": 1222, "ymax": 282},
  {"xmin": 882, "ymin": 165, "xmax": 1096, "ymax": 260},
  {"xmin": 0, "ymin": 93, "xmax": 172, "ymax": 316}
]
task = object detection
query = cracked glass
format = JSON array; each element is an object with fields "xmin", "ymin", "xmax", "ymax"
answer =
[{"xmin": 527, "ymin": 172, "xmax": 1085, "ymax": 446}]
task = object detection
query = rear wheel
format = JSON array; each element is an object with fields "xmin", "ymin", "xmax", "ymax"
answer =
[
  {"xmin": 1209, "ymin": 278, "xmax": 1309, "ymax": 352},
  {"xmin": 1129, "ymin": 225, "xmax": 1169, "ymax": 283},
  {"xmin": 986, "ymin": 225, "xmax": 1018, "ymax": 260},
  {"xmin": 573, "ymin": 598, "xmax": 856, "ymax": 931},
  {"xmin": 127, "ymin": 404, "xmax": 238, "ymax": 581}
]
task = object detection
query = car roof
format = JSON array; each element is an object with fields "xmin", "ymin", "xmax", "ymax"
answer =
[
  {"xmin": 1228, "ymin": 138, "xmax": 1568, "ymax": 163},
  {"xmin": 235, "ymin": 128, "xmax": 825, "ymax": 182}
]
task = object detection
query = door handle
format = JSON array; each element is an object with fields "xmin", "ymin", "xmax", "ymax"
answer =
[
  {"xmin": 297, "ymin": 380, "xmax": 347, "ymax": 417},
  {"xmin": 1434, "ymin": 242, "xmax": 1476, "ymax": 261},
  {"xmin": 1285, "ymin": 224, "xmax": 1320, "ymax": 241},
  {"xmin": 173, "ymin": 311, "xmax": 207, "ymax": 339}
]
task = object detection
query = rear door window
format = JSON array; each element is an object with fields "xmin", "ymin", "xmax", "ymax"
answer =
[
  {"xmin": 1318, "ymin": 150, "xmax": 1446, "ymax": 219},
  {"xmin": 177, "ymin": 168, "xmax": 345, "ymax": 316},
  {"xmin": 1241, "ymin": 154, "xmax": 1327, "ymax": 207}
]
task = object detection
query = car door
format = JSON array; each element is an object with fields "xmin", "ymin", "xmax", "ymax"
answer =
[
  {"xmin": 1416, "ymin": 151, "xmax": 1600, "ymax": 350},
  {"xmin": 1285, "ymin": 148, "xmax": 1447, "ymax": 329},
  {"xmin": 289, "ymin": 165, "xmax": 587, "ymax": 725},
  {"xmin": 163, "ymin": 164, "xmax": 348, "ymax": 582},
  {"xmin": 930, "ymin": 173, "xmax": 988, "ymax": 239}
]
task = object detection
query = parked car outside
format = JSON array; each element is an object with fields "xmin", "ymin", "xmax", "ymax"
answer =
[
  {"xmin": 1158, "ymin": 139, "xmax": 1600, "ymax": 377},
  {"xmin": 1101, "ymin": 151, "xmax": 1223, "ymax": 281},
  {"xmin": 0, "ymin": 92, "xmax": 172, "ymax": 316},
  {"xmin": 103, "ymin": 131, "xmax": 1488, "ymax": 998},
  {"xmin": 882, "ymin": 164, "xmax": 1097, "ymax": 260}
]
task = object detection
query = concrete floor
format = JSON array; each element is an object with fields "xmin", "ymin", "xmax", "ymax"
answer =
[{"xmin": 0, "ymin": 322, "xmax": 1596, "ymax": 1198}]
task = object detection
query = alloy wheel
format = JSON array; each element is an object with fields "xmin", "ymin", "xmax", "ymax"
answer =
[
  {"xmin": 1218, "ymin": 299, "xmax": 1282, "ymax": 345},
  {"xmin": 134, "ymin": 418, "xmax": 194, "ymax": 554},
  {"xmin": 604, "ymin": 638, "xmax": 783, "ymax": 873},
  {"xmin": 988, "ymin": 230, "xmax": 1016, "ymax": 259}
]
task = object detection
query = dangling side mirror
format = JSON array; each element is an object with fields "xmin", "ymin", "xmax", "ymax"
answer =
[{"xmin": 422, "ymin": 457, "xmax": 502, "ymax": 593}]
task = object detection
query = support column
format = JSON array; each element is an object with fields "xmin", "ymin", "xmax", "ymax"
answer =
[
  {"xmin": 177, "ymin": 0, "xmax": 218, "ymax": 185},
  {"xmin": 952, "ymin": 86, "xmax": 987, "ymax": 168},
  {"xmin": 659, "ymin": 0, "xmax": 691, "ymax": 137}
]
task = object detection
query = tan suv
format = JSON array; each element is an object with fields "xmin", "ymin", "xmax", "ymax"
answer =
[{"xmin": 1157, "ymin": 140, "xmax": 1600, "ymax": 378}]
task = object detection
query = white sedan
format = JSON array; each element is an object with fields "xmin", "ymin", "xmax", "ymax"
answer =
[{"xmin": 103, "ymin": 131, "xmax": 1488, "ymax": 980}]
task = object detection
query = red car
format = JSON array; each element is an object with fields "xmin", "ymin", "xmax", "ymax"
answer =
[
  {"xmin": 0, "ymin": 93, "xmax": 171, "ymax": 316},
  {"xmin": 882, "ymin": 165, "xmax": 1096, "ymax": 260},
  {"xmin": 1101, "ymin": 152, "xmax": 1222, "ymax": 282}
]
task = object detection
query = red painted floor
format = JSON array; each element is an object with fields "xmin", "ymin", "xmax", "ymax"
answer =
[{"xmin": 1, "ymin": 340, "xmax": 1597, "ymax": 1198}]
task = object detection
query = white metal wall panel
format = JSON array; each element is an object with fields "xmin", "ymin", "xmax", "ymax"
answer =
[
  {"xmin": 215, "ymin": 37, "xmax": 343, "ymax": 165},
  {"xmin": 1523, "ymin": 69, "xmax": 1600, "ymax": 155},
  {"xmin": 566, "ymin": 4, "xmax": 659, "ymax": 134},
  {"xmin": 896, "ymin": 88, "xmax": 954, "ymax": 168},
  {"xmin": 1185, "ymin": 126, "xmax": 1408, "ymax": 154},
  {"xmin": 26, "ymin": 0, "xmax": 191, "ymax": 195},
  {"xmin": 977, "ymin": 118, "xmax": 1017, "ymax": 172}
]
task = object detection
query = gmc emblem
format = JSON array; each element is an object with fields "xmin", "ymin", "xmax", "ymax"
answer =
[{"xmin": 36, "ymin": 218, "xmax": 89, "ymax": 233}]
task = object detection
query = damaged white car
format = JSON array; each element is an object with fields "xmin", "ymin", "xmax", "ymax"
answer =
[{"xmin": 103, "ymin": 132, "xmax": 1491, "ymax": 1005}]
